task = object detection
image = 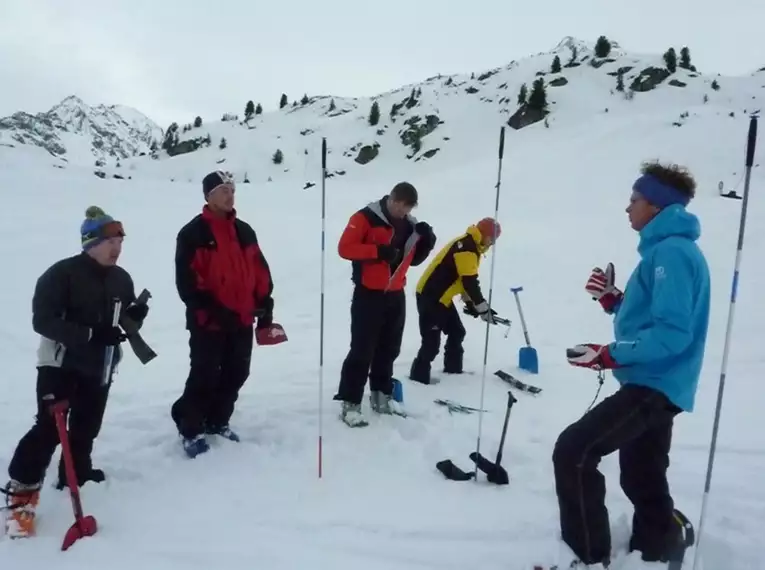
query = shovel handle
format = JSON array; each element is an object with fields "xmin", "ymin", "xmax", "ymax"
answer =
[
  {"xmin": 50, "ymin": 402, "xmax": 85, "ymax": 521},
  {"xmin": 510, "ymin": 288, "xmax": 532, "ymax": 345},
  {"xmin": 495, "ymin": 390, "xmax": 516, "ymax": 464}
]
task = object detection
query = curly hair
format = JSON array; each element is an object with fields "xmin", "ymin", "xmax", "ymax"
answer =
[{"xmin": 640, "ymin": 160, "xmax": 696, "ymax": 200}]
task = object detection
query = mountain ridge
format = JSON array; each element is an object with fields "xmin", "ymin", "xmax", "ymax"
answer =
[
  {"xmin": 0, "ymin": 94, "xmax": 163, "ymax": 165},
  {"xmin": 1, "ymin": 36, "xmax": 762, "ymax": 180}
]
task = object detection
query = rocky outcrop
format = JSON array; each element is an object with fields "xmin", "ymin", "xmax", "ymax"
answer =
[
  {"xmin": 355, "ymin": 143, "xmax": 380, "ymax": 165},
  {"xmin": 630, "ymin": 67, "xmax": 671, "ymax": 92},
  {"xmin": 0, "ymin": 96, "xmax": 162, "ymax": 163},
  {"xmin": 507, "ymin": 104, "xmax": 548, "ymax": 130},
  {"xmin": 399, "ymin": 114, "xmax": 443, "ymax": 156}
]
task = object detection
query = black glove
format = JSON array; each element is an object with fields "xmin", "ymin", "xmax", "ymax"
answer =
[
  {"xmin": 255, "ymin": 296, "xmax": 274, "ymax": 329},
  {"xmin": 415, "ymin": 221, "xmax": 433, "ymax": 238},
  {"xmin": 90, "ymin": 325, "xmax": 126, "ymax": 347},
  {"xmin": 474, "ymin": 301, "xmax": 498, "ymax": 324},
  {"xmin": 124, "ymin": 302, "xmax": 149, "ymax": 324},
  {"xmin": 463, "ymin": 303, "xmax": 479, "ymax": 318},
  {"xmin": 377, "ymin": 245, "xmax": 399, "ymax": 262}
]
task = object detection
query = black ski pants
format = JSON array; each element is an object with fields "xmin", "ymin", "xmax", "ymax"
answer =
[
  {"xmin": 335, "ymin": 286, "xmax": 405, "ymax": 405},
  {"xmin": 171, "ymin": 325, "xmax": 254, "ymax": 439},
  {"xmin": 411, "ymin": 294, "xmax": 466, "ymax": 382},
  {"xmin": 8, "ymin": 366, "xmax": 110, "ymax": 487},
  {"xmin": 552, "ymin": 384, "xmax": 682, "ymax": 565}
]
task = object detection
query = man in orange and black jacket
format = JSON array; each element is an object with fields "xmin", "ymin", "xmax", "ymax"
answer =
[
  {"xmin": 171, "ymin": 171, "xmax": 283, "ymax": 457},
  {"xmin": 333, "ymin": 182, "xmax": 436, "ymax": 426}
]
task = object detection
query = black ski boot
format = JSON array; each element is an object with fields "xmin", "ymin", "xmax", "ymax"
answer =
[{"xmin": 409, "ymin": 357, "xmax": 437, "ymax": 385}]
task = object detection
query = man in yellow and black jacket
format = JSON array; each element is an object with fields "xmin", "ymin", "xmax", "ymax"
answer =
[{"xmin": 409, "ymin": 217, "xmax": 501, "ymax": 384}]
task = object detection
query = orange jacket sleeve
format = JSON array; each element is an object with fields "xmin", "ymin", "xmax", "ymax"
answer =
[{"xmin": 338, "ymin": 212, "xmax": 378, "ymax": 260}]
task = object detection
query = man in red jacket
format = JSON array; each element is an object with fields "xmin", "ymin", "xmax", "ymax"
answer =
[
  {"xmin": 333, "ymin": 182, "xmax": 436, "ymax": 427},
  {"xmin": 171, "ymin": 171, "xmax": 286, "ymax": 457}
]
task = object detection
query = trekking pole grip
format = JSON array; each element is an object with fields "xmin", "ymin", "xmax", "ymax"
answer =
[
  {"xmin": 746, "ymin": 115, "xmax": 757, "ymax": 168},
  {"xmin": 498, "ymin": 126, "xmax": 505, "ymax": 159}
]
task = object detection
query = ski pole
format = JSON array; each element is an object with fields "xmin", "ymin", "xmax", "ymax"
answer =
[
  {"xmin": 318, "ymin": 137, "xmax": 327, "ymax": 479},
  {"xmin": 474, "ymin": 125, "xmax": 505, "ymax": 480},
  {"xmin": 692, "ymin": 114, "xmax": 758, "ymax": 570}
]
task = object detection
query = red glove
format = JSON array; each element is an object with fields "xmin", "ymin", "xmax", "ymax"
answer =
[
  {"xmin": 566, "ymin": 343, "xmax": 619, "ymax": 370},
  {"xmin": 255, "ymin": 323, "xmax": 288, "ymax": 346},
  {"xmin": 585, "ymin": 263, "xmax": 623, "ymax": 314}
]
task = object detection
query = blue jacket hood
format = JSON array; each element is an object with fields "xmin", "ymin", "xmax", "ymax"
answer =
[{"xmin": 638, "ymin": 204, "xmax": 700, "ymax": 256}]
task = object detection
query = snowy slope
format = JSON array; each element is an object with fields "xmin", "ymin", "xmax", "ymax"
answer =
[
  {"xmin": 0, "ymin": 96, "xmax": 163, "ymax": 165},
  {"xmin": 1, "ymin": 38, "xmax": 764, "ymax": 570},
  {"xmin": 97, "ymin": 35, "xmax": 763, "ymax": 190}
]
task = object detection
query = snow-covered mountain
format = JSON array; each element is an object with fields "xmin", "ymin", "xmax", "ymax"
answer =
[
  {"xmin": 0, "ymin": 95, "xmax": 163, "ymax": 165},
  {"xmin": 109, "ymin": 34, "xmax": 761, "ymax": 187},
  {"xmin": 1, "ymin": 35, "xmax": 761, "ymax": 185}
]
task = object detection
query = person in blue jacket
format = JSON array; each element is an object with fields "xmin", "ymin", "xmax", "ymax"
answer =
[{"xmin": 552, "ymin": 161, "xmax": 711, "ymax": 568}]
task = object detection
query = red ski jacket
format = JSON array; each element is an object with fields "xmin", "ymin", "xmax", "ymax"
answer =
[
  {"xmin": 338, "ymin": 198, "xmax": 434, "ymax": 291},
  {"xmin": 175, "ymin": 206, "xmax": 273, "ymax": 330}
]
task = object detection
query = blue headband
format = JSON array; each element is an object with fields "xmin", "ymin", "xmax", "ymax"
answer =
[{"xmin": 633, "ymin": 174, "xmax": 689, "ymax": 208}]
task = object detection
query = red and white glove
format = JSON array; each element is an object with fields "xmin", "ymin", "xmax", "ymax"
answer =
[
  {"xmin": 566, "ymin": 343, "xmax": 619, "ymax": 370},
  {"xmin": 585, "ymin": 263, "xmax": 623, "ymax": 314},
  {"xmin": 255, "ymin": 323, "xmax": 288, "ymax": 346}
]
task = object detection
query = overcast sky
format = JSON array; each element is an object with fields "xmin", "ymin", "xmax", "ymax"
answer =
[{"xmin": 2, "ymin": 0, "xmax": 763, "ymax": 127}]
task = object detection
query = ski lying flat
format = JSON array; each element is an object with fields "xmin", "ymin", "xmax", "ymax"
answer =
[
  {"xmin": 434, "ymin": 399, "xmax": 487, "ymax": 414},
  {"xmin": 494, "ymin": 369, "xmax": 542, "ymax": 394}
]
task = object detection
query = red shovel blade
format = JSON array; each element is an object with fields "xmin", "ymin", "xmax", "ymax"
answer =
[{"xmin": 61, "ymin": 515, "xmax": 98, "ymax": 551}]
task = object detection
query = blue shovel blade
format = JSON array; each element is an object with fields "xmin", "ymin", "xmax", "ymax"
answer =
[{"xmin": 518, "ymin": 346, "xmax": 539, "ymax": 374}]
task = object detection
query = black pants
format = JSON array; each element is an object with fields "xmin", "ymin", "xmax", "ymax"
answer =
[
  {"xmin": 410, "ymin": 295, "xmax": 466, "ymax": 382},
  {"xmin": 552, "ymin": 384, "xmax": 682, "ymax": 565},
  {"xmin": 171, "ymin": 325, "xmax": 254, "ymax": 439},
  {"xmin": 8, "ymin": 366, "xmax": 110, "ymax": 487},
  {"xmin": 335, "ymin": 286, "xmax": 406, "ymax": 405}
]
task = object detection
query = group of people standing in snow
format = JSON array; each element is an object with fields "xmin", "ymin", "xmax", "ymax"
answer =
[{"xmin": 3, "ymin": 161, "xmax": 711, "ymax": 569}]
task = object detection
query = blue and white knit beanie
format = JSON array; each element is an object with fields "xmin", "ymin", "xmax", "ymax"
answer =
[{"xmin": 80, "ymin": 206, "xmax": 122, "ymax": 250}]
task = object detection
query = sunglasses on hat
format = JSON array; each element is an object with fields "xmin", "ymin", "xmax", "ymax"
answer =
[{"xmin": 83, "ymin": 221, "xmax": 125, "ymax": 241}]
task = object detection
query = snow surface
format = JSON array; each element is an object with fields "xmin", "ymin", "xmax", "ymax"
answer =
[{"xmin": 1, "ymin": 40, "xmax": 765, "ymax": 569}]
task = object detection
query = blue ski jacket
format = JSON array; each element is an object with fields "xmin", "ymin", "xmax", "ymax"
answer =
[{"xmin": 608, "ymin": 204, "xmax": 711, "ymax": 412}]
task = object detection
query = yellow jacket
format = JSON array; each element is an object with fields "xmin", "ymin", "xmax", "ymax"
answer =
[{"xmin": 415, "ymin": 225, "xmax": 489, "ymax": 308}]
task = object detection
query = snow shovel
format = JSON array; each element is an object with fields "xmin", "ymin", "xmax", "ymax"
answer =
[
  {"xmin": 510, "ymin": 286, "xmax": 538, "ymax": 374},
  {"xmin": 469, "ymin": 390, "xmax": 517, "ymax": 485},
  {"xmin": 50, "ymin": 401, "xmax": 98, "ymax": 551}
]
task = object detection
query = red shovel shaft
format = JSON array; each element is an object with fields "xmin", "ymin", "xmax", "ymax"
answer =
[{"xmin": 50, "ymin": 401, "xmax": 98, "ymax": 550}]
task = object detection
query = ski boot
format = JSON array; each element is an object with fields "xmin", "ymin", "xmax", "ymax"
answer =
[
  {"xmin": 206, "ymin": 425, "xmax": 240, "ymax": 442},
  {"xmin": 182, "ymin": 434, "xmax": 210, "ymax": 458},
  {"xmin": 2, "ymin": 480, "xmax": 41, "ymax": 538},
  {"xmin": 370, "ymin": 391, "xmax": 406, "ymax": 417},
  {"xmin": 340, "ymin": 401, "xmax": 368, "ymax": 427}
]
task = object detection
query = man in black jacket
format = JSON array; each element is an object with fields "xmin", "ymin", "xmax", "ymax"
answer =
[
  {"xmin": 3, "ymin": 206, "xmax": 148, "ymax": 538},
  {"xmin": 171, "ymin": 171, "xmax": 285, "ymax": 458}
]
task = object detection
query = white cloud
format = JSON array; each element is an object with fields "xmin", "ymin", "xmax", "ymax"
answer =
[{"xmin": 1, "ymin": 0, "xmax": 763, "ymax": 126}]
